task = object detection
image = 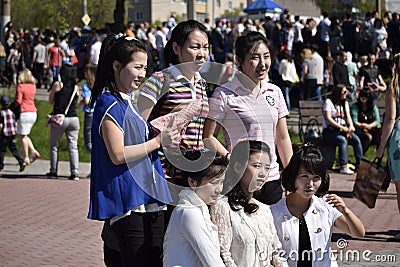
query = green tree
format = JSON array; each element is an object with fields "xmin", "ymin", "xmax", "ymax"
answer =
[
  {"xmin": 11, "ymin": 0, "xmax": 115, "ymax": 31},
  {"xmin": 221, "ymin": 7, "xmax": 243, "ymax": 18},
  {"xmin": 313, "ymin": 0, "xmax": 376, "ymax": 16}
]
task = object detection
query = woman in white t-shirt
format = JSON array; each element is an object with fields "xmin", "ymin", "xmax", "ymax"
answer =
[{"xmin": 321, "ymin": 84, "xmax": 363, "ymax": 174}]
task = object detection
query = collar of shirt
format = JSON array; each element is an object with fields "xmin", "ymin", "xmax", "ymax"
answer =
[
  {"xmin": 168, "ymin": 65, "xmax": 202, "ymax": 100},
  {"xmin": 229, "ymin": 74, "xmax": 270, "ymax": 96}
]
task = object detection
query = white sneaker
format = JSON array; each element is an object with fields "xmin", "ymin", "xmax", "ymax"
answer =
[{"xmin": 340, "ymin": 168, "xmax": 354, "ymax": 175}]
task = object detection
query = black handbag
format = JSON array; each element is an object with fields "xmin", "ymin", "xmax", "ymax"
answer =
[{"xmin": 304, "ymin": 118, "xmax": 321, "ymax": 145}]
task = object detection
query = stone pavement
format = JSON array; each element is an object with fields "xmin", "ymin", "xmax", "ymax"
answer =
[{"xmin": 0, "ymin": 157, "xmax": 399, "ymax": 266}]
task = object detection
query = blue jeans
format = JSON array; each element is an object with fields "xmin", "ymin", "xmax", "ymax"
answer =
[
  {"xmin": 283, "ymin": 86, "xmax": 291, "ymax": 110},
  {"xmin": 315, "ymin": 84, "xmax": 322, "ymax": 101},
  {"xmin": 52, "ymin": 66, "xmax": 60, "ymax": 82},
  {"xmin": 322, "ymin": 128, "xmax": 363, "ymax": 168}
]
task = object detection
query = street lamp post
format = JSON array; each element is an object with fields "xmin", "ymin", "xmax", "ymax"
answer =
[{"xmin": 1, "ymin": 0, "xmax": 11, "ymax": 46}]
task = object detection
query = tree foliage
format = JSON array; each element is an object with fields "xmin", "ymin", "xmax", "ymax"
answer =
[
  {"xmin": 221, "ymin": 7, "xmax": 243, "ymax": 18},
  {"xmin": 11, "ymin": 0, "xmax": 115, "ymax": 31},
  {"xmin": 313, "ymin": 0, "xmax": 376, "ymax": 16}
]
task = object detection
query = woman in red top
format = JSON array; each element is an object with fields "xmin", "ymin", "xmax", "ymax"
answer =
[{"xmin": 15, "ymin": 69, "xmax": 40, "ymax": 165}]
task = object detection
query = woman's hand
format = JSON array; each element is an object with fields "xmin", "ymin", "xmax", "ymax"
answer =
[
  {"xmin": 160, "ymin": 127, "xmax": 180, "ymax": 148},
  {"xmin": 325, "ymin": 194, "xmax": 347, "ymax": 213}
]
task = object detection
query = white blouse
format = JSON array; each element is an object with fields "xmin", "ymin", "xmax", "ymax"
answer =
[
  {"xmin": 163, "ymin": 188, "xmax": 225, "ymax": 267},
  {"xmin": 270, "ymin": 196, "xmax": 342, "ymax": 267},
  {"xmin": 210, "ymin": 197, "xmax": 288, "ymax": 267}
]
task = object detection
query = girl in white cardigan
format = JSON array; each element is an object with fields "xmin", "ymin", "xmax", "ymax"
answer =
[
  {"xmin": 163, "ymin": 151, "xmax": 227, "ymax": 267},
  {"xmin": 211, "ymin": 140, "xmax": 288, "ymax": 267},
  {"xmin": 271, "ymin": 144, "xmax": 365, "ymax": 267}
]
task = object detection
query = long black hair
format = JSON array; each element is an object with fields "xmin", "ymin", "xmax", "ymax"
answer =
[
  {"xmin": 164, "ymin": 20, "xmax": 208, "ymax": 66},
  {"xmin": 356, "ymin": 89, "xmax": 375, "ymax": 122},
  {"xmin": 90, "ymin": 34, "xmax": 147, "ymax": 108},
  {"xmin": 329, "ymin": 84, "xmax": 347, "ymax": 105},
  {"xmin": 226, "ymin": 140, "xmax": 271, "ymax": 214}
]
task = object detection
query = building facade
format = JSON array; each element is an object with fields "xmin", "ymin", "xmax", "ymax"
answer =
[{"xmin": 129, "ymin": 0, "xmax": 321, "ymax": 25}]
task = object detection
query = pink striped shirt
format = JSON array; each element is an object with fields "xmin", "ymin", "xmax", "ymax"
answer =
[{"xmin": 208, "ymin": 75, "xmax": 289, "ymax": 182}]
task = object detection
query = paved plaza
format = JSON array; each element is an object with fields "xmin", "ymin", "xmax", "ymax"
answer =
[{"xmin": 0, "ymin": 156, "xmax": 399, "ymax": 266}]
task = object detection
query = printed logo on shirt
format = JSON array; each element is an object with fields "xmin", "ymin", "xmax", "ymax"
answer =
[{"xmin": 266, "ymin": 95, "xmax": 275, "ymax": 106}]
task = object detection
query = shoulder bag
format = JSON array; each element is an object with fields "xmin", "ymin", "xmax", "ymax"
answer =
[
  {"xmin": 352, "ymin": 157, "xmax": 386, "ymax": 208},
  {"xmin": 46, "ymin": 84, "xmax": 78, "ymax": 128}
]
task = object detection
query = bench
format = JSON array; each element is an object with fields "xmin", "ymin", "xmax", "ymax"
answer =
[{"xmin": 298, "ymin": 99, "xmax": 386, "ymax": 168}]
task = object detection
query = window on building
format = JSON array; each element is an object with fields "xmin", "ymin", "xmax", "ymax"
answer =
[
  {"xmin": 196, "ymin": 0, "xmax": 207, "ymax": 4},
  {"xmin": 217, "ymin": 0, "xmax": 221, "ymax": 7},
  {"xmin": 134, "ymin": 0, "xmax": 142, "ymax": 3},
  {"xmin": 136, "ymin": 12, "xmax": 143, "ymax": 20},
  {"xmin": 228, "ymin": 1, "xmax": 232, "ymax": 9}
]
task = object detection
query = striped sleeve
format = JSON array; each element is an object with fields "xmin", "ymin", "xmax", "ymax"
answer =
[{"xmin": 139, "ymin": 72, "xmax": 164, "ymax": 104}]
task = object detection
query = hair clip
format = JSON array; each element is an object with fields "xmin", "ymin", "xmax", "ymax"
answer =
[
  {"xmin": 115, "ymin": 33, "xmax": 124, "ymax": 40},
  {"xmin": 124, "ymin": 36, "xmax": 139, "ymax": 42},
  {"xmin": 301, "ymin": 142, "xmax": 317, "ymax": 149}
]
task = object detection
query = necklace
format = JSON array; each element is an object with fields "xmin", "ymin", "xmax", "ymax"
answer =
[{"xmin": 253, "ymin": 83, "xmax": 261, "ymax": 98}]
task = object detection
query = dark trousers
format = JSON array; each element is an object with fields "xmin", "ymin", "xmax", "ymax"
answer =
[
  {"xmin": 304, "ymin": 79, "xmax": 317, "ymax": 100},
  {"xmin": 0, "ymin": 134, "xmax": 24, "ymax": 169},
  {"xmin": 104, "ymin": 211, "xmax": 165, "ymax": 267},
  {"xmin": 83, "ymin": 112, "xmax": 93, "ymax": 153},
  {"xmin": 254, "ymin": 179, "xmax": 283, "ymax": 205},
  {"xmin": 33, "ymin": 62, "xmax": 44, "ymax": 87}
]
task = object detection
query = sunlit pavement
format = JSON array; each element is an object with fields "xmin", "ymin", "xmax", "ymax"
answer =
[{"xmin": 0, "ymin": 157, "xmax": 399, "ymax": 266}]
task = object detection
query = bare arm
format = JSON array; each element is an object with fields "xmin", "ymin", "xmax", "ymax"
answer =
[
  {"xmin": 49, "ymin": 81, "xmax": 62, "ymax": 105},
  {"xmin": 101, "ymin": 115, "xmax": 178, "ymax": 165},
  {"xmin": 137, "ymin": 94, "xmax": 155, "ymax": 120},
  {"xmin": 344, "ymin": 102, "xmax": 355, "ymax": 132},
  {"xmin": 359, "ymin": 76, "xmax": 365, "ymax": 89},
  {"xmin": 324, "ymin": 109, "xmax": 349, "ymax": 132},
  {"xmin": 203, "ymin": 118, "xmax": 230, "ymax": 159},
  {"xmin": 276, "ymin": 117, "xmax": 293, "ymax": 168},
  {"xmin": 376, "ymin": 88, "xmax": 397, "ymax": 158},
  {"xmin": 327, "ymin": 194, "xmax": 365, "ymax": 238}
]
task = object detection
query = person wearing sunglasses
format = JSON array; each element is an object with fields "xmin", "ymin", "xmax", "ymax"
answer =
[{"xmin": 322, "ymin": 84, "xmax": 363, "ymax": 174}]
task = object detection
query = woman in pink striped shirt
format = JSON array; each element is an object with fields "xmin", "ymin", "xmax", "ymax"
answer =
[{"xmin": 204, "ymin": 32, "xmax": 293, "ymax": 205}]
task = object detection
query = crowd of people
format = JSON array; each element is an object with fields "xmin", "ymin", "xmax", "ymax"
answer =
[{"xmin": 1, "ymin": 7, "xmax": 399, "ymax": 266}]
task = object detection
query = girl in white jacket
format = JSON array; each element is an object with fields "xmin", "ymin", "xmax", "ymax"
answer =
[
  {"xmin": 271, "ymin": 144, "xmax": 365, "ymax": 267},
  {"xmin": 163, "ymin": 151, "xmax": 227, "ymax": 267}
]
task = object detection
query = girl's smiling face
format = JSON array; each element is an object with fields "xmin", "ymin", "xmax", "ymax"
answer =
[
  {"xmin": 239, "ymin": 152, "xmax": 271, "ymax": 194},
  {"xmin": 236, "ymin": 42, "xmax": 271, "ymax": 84},
  {"xmin": 114, "ymin": 51, "xmax": 148, "ymax": 93},
  {"xmin": 294, "ymin": 166, "xmax": 322, "ymax": 199}
]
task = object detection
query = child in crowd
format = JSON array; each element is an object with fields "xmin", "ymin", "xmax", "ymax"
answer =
[
  {"xmin": 163, "ymin": 151, "xmax": 226, "ymax": 267},
  {"xmin": 0, "ymin": 95, "xmax": 26, "ymax": 172},
  {"xmin": 271, "ymin": 144, "xmax": 365, "ymax": 267},
  {"xmin": 210, "ymin": 140, "xmax": 288, "ymax": 267}
]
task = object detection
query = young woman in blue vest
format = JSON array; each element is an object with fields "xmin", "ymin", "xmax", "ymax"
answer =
[{"xmin": 87, "ymin": 33, "xmax": 179, "ymax": 267}]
